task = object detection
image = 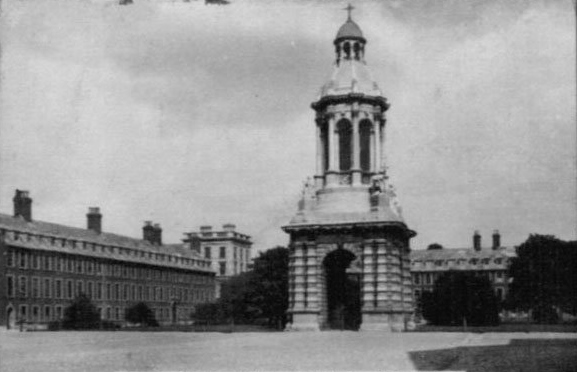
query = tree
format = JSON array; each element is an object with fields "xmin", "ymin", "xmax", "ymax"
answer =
[
  {"xmin": 125, "ymin": 302, "xmax": 158, "ymax": 327},
  {"xmin": 421, "ymin": 271, "xmax": 500, "ymax": 326},
  {"xmin": 62, "ymin": 293, "xmax": 101, "ymax": 330},
  {"xmin": 250, "ymin": 246, "xmax": 289, "ymax": 329},
  {"xmin": 506, "ymin": 235, "xmax": 577, "ymax": 323},
  {"xmin": 219, "ymin": 271, "xmax": 261, "ymax": 324}
]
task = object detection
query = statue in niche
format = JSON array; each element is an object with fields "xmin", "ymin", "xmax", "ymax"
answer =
[{"xmin": 386, "ymin": 184, "xmax": 403, "ymax": 218}]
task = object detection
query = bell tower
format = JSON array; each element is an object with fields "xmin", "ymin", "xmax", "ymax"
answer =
[{"xmin": 283, "ymin": 7, "xmax": 416, "ymax": 332}]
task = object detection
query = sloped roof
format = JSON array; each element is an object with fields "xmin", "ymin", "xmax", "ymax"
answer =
[{"xmin": 0, "ymin": 213, "xmax": 210, "ymax": 272}]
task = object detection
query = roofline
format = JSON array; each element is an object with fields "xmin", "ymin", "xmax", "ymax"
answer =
[{"xmin": 312, "ymin": 93, "xmax": 390, "ymax": 112}]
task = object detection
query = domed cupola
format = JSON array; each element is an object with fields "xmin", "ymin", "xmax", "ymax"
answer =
[{"xmin": 334, "ymin": 10, "xmax": 366, "ymax": 64}]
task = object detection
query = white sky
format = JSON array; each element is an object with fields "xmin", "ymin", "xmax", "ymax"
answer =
[{"xmin": 1, "ymin": 0, "xmax": 575, "ymax": 252}]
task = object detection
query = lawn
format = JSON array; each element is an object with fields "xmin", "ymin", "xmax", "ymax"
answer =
[{"xmin": 1, "ymin": 330, "xmax": 576, "ymax": 371}]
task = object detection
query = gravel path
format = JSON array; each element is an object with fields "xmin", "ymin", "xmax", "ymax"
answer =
[{"xmin": 1, "ymin": 330, "xmax": 576, "ymax": 371}]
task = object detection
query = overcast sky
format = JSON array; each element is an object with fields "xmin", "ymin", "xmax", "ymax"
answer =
[{"xmin": 1, "ymin": 0, "xmax": 575, "ymax": 253}]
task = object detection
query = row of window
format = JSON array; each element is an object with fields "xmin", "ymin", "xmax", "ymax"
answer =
[
  {"xmin": 412, "ymin": 270, "xmax": 505, "ymax": 285},
  {"xmin": 204, "ymin": 245, "xmax": 250, "ymax": 262},
  {"xmin": 7, "ymin": 249, "xmax": 211, "ymax": 284},
  {"xmin": 6, "ymin": 275, "xmax": 213, "ymax": 303},
  {"xmin": 14, "ymin": 303, "xmax": 193, "ymax": 323},
  {"xmin": 413, "ymin": 257, "xmax": 507, "ymax": 268},
  {"xmin": 7, "ymin": 231, "xmax": 210, "ymax": 268}
]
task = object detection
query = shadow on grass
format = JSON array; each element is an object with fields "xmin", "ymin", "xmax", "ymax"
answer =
[{"xmin": 408, "ymin": 339, "xmax": 577, "ymax": 372}]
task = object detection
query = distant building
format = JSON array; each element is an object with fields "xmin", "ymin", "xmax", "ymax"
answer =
[
  {"xmin": 410, "ymin": 230, "xmax": 516, "ymax": 303},
  {"xmin": 0, "ymin": 190, "xmax": 215, "ymax": 330},
  {"xmin": 184, "ymin": 225, "xmax": 252, "ymax": 298}
]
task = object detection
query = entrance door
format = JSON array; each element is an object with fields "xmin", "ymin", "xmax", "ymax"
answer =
[
  {"xmin": 324, "ymin": 248, "xmax": 361, "ymax": 330},
  {"xmin": 6, "ymin": 306, "xmax": 15, "ymax": 330}
]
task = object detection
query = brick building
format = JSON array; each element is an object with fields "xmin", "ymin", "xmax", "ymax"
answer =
[
  {"xmin": 410, "ymin": 231, "xmax": 516, "ymax": 304},
  {"xmin": 184, "ymin": 225, "xmax": 252, "ymax": 298},
  {"xmin": 0, "ymin": 190, "xmax": 215, "ymax": 329}
]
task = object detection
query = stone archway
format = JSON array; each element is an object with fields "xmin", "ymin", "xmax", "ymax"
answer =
[
  {"xmin": 6, "ymin": 305, "xmax": 16, "ymax": 330},
  {"xmin": 323, "ymin": 247, "xmax": 361, "ymax": 330}
]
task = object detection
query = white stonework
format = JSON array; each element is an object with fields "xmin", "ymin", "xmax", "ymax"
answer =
[{"xmin": 282, "ymin": 13, "xmax": 416, "ymax": 332}]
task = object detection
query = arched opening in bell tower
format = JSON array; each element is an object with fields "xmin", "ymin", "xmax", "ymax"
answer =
[
  {"xmin": 337, "ymin": 119, "xmax": 352, "ymax": 171},
  {"xmin": 323, "ymin": 248, "xmax": 361, "ymax": 330},
  {"xmin": 321, "ymin": 122, "xmax": 329, "ymax": 171},
  {"xmin": 359, "ymin": 119, "xmax": 372, "ymax": 172}
]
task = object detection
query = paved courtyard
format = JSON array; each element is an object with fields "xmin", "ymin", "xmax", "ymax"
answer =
[{"xmin": 1, "ymin": 330, "xmax": 576, "ymax": 371}]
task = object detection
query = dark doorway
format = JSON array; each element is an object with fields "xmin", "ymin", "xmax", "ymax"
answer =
[
  {"xmin": 6, "ymin": 306, "xmax": 15, "ymax": 330},
  {"xmin": 324, "ymin": 248, "xmax": 361, "ymax": 330}
]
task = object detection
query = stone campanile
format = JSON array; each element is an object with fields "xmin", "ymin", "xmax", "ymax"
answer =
[{"xmin": 282, "ymin": 8, "xmax": 416, "ymax": 332}]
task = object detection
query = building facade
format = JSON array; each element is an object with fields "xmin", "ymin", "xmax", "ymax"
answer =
[
  {"xmin": 282, "ymin": 12, "xmax": 415, "ymax": 332},
  {"xmin": 184, "ymin": 224, "xmax": 252, "ymax": 298},
  {"xmin": 0, "ymin": 190, "xmax": 215, "ymax": 329},
  {"xmin": 410, "ymin": 231, "xmax": 516, "ymax": 305}
]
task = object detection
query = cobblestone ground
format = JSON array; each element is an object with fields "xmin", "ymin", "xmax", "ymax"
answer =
[{"xmin": 0, "ymin": 330, "xmax": 576, "ymax": 371}]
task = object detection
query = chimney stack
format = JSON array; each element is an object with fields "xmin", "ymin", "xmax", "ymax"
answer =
[
  {"xmin": 223, "ymin": 223, "xmax": 236, "ymax": 232},
  {"xmin": 153, "ymin": 223, "xmax": 162, "ymax": 246},
  {"xmin": 87, "ymin": 207, "xmax": 102, "ymax": 233},
  {"xmin": 492, "ymin": 230, "xmax": 501, "ymax": 250},
  {"xmin": 13, "ymin": 190, "xmax": 32, "ymax": 222},
  {"xmin": 143, "ymin": 221, "xmax": 155, "ymax": 244},
  {"xmin": 473, "ymin": 230, "xmax": 481, "ymax": 251}
]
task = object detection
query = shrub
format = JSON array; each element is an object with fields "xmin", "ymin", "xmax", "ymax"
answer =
[
  {"xmin": 62, "ymin": 293, "xmax": 101, "ymax": 330},
  {"xmin": 125, "ymin": 302, "xmax": 159, "ymax": 327}
]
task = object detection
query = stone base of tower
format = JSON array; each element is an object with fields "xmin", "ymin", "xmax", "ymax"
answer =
[
  {"xmin": 360, "ymin": 312, "xmax": 411, "ymax": 332},
  {"xmin": 287, "ymin": 313, "xmax": 321, "ymax": 331}
]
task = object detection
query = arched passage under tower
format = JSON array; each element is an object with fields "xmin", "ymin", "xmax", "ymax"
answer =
[{"xmin": 323, "ymin": 247, "xmax": 361, "ymax": 330}]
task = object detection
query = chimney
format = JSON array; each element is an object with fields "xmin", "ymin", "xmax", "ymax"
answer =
[
  {"xmin": 153, "ymin": 223, "xmax": 162, "ymax": 245},
  {"xmin": 492, "ymin": 230, "xmax": 501, "ymax": 250},
  {"xmin": 13, "ymin": 190, "xmax": 32, "ymax": 222},
  {"xmin": 473, "ymin": 230, "xmax": 481, "ymax": 251},
  {"xmin": 143, "ymin": 221, "xmax": 155, "ymax": 244},
  {"xmin": 223, "ymin": 223, "xmax": 236, "ymax": 232},
  {"xmin": 87, "ymin": 207, "xmax": 102, "ymax": 234}
]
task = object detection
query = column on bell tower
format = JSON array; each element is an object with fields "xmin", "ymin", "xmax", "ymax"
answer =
[
  {"xmin": 373, "ymin": 118, "xmax": 381, "ymax": 173},
  {"xmin": 351, "ymin": 107, "xmax": 361, "ymax": 186}
]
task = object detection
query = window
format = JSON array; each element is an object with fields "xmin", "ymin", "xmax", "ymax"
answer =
[
  {"xmin": 219, "ymin": 247, "xmax": 226, "ymax": 259},
  {"xmin": 56, "ymin": 306, "xmax": 63, "ymax": 320},
  {"xmin": 124, "ymin": 284, "xmax": 129, "ymax": 300},
  {"xmin": 44, "ymin": 255, "xmax": 51, "ymax": 270},
  {"xmin": 7, "ymin": 250, "xmax": 14, "ymax": 267},
  {"xmin": 43, "ymin": 278, "xmax": 51, "ymax": 298},
  {"xmin": 496, "ymin": 271, "xmax": 503, "ymax": 279},
  {"xmin": 19, "ymin": 276, "xmax": 27, "ymax": 297},
  {"xmin": 19, "ymin": 252, "xmax": 27, "ymax": 269},
  {"xmin": 76, "ymin": 281, "xmax": 83, "ymax": 296},
  {"xmin": 32, "ymin": 254, "xmax": 39, "ymax": 269},
  {"xmin": 106, "ymin": 307, "xmax": 111, "ymax": 320},
  {"xmin": 496, "ymin": 288, "xmax": 504, "ymax": 300},
  {"xmin": 219, "ymin": 262, "xmax": 226, "ymax": 275},
  {"xmin": 96, "ymin": 283, "xmax": 102, "ymax": 300},
  {"xmin": 55, "ymin": 280, "xmax": 62, "ymax": 299},
  {"xmin": 115, "ymin": 307, "xmax": 120, "ymax": 320},
  {"xmin": 67, "ymin": 280, "xmax": 73, "ymax": 299},
  {"xmin": 44, "ymin": 306, "xmax": 51, "ymax": 321},
  {"xmin": 115, "ymin": 283, "xmax": 120, "ymax": 300},
  {"xmin": 413, "ymin": 274, "xmax": 420, "ymax": 285},
  {"xmin": 20, "ymin": 305, "xmax": 28, "ymax": 320},
  {"xmin": 205, "ymin": 247, "xmax": 211, "ymax": 259},
  {"xmin": 32, "ymin": 277, "xmax": 39, "ymax": 298},
  {"xmin": 32, "ymin": 306, "xmax": 39, "ymax": 321},
  {"xmin": 7, "ymin": 275, "xmax": 14, "ymax": 297},
  {"xmin": 87, "ymin": 282, "xmax": 93, "ymax": 299}
]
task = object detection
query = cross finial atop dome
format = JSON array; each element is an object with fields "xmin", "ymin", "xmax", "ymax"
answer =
[{"xmin": 344, "ymin": 3, "xmax": 354, "ymax": 21}]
